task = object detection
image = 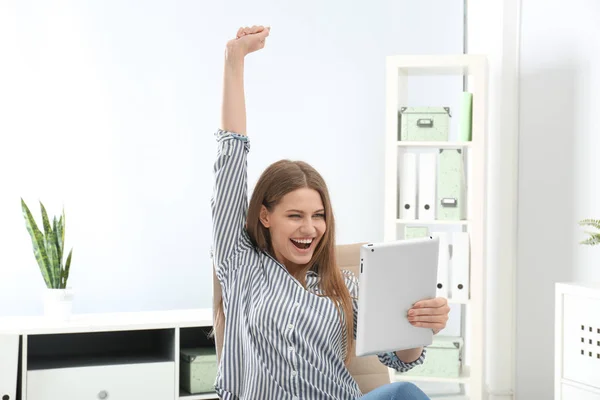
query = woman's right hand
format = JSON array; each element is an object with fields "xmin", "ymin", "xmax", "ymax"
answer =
[{"xmin": 226, "ymin": 25, "xmax": 270, "ymax": 59}]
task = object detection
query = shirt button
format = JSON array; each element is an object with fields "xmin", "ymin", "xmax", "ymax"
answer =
[
  {"xmin": 292, "ymin": 370, "xmax": 298, "ymax": 377},
  {"xmin": 292, "ymin": 397, "xmax": 299, "ymax": 400},
  {"xmin": 294, "ymin": 302, "xmax": 300, "ymax": 307},
  {"xmin": 288, "ymin": 346, "xmax": 294, "ymax": 352},
  {"xmin": 288, "ymin": 324, "xmax": 294, "ymax": 330}
]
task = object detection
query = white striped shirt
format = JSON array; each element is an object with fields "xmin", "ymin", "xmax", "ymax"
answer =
[{"xmin": 211, "ymin": 130, "xmax": 425, "ymax": 399}]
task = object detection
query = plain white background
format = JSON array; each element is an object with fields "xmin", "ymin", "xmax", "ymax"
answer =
[
  {"xmin": 0, "ymin": 0, "xmax": 464, "ymax": 316},
  {"xmin": 516, "ymin": 0, "xmax": 600, "ymax": 398}
]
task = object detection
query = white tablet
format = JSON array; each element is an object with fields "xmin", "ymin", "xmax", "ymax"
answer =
[{"xmin": 355, "ymin": 237, "xmax": 439, "ymax": 357}]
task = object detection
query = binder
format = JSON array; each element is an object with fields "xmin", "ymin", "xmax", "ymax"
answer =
[
  {"xmin": 437, "ymin": 149, "xmax": 466, "ymax": 220},
  {"xmin": 418, "ymin": 153, "xmax": 437, "ymax": 220},
  {"xmin": 458, "ymin": 92, "xmax": 473, "ymax": 141},
  {"xmin": 399, "ymin": 153, "xmax": 417, "ymax": 220},
  {"xmin": 450, "ymin": 232, "xmax": 470, "ymax": 301},
  {"xmin": 0, "ymin": 334, "xmax": 19, "ymax": 400},
  {"xmin": 432, "ymin": 232, "xmax": 450, "ymax": 298}
]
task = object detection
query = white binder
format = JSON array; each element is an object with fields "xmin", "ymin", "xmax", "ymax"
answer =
[
  {"xmin": 0, "ymin": 334, "xmax": 19, "ymax": 400},
  {"xmin": 432, "ymin": 232, "xmax": 449, "ymax": 298},
  {"xmin": 418, "ymin": 153, "xmax": 437, "ymax": 220},
  {"xmin": 450, "ymin": 232, "xmax": 470, "ymax": 301},
  {"xmin": 399, "ymin": 153, "xmax": 417, "ymax": 220}
]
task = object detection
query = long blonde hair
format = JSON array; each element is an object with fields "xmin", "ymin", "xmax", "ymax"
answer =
[{"xmin": 213, "ymin": 159, "xmax": 354, "ymax": 362}]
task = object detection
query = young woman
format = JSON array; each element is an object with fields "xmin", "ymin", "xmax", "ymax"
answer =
[{"xmin": 212, "ymin": 25, "xmax": 450, "ymax": 400}]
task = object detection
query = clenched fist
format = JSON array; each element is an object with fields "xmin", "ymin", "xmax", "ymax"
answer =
[{"xmin": 226, "ymin": 25, "xmax": 270, "ymax": 59}]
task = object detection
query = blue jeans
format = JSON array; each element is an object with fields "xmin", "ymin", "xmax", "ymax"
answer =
[{"xmin": 360, "ymin": 382, "xmax": 430, "ymax": 400}]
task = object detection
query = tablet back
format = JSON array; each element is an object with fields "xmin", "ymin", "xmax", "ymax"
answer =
[{"xmin": 355, "ymin": 237, "xmax": 439, "ymax": 357}]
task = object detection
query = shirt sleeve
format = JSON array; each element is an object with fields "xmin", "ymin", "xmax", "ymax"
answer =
[
  {"xmin": 342, "ymin": 269, "xmax": 427, "ymax": 373},
  {"xmin": 210, "ymin": 129, "xmax": 251, "ymax": 280}
]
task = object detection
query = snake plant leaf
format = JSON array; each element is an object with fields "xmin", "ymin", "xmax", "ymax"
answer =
[
  {"xmin": 40, "ymin": 201, "xmax": 53, "ymax": 238},
  {"xmin": 59, "ymin": 210, "xmax": 65, "ymax": 255},
  {"xmin": 46, "ymin": 236, "xmax": 60, "ymax": 288},
  {"xmin": 62, "ymin": 248, "xmax": 73, "ymax": 289},
  {"xmin": 40, "ymin": 202, "xmax": 59, "ymax": 288},
  {"xmin": 21, "ymin": 198, "xmax": 52, "ymax": 288},
  {"xmin": 52, "ymin": 216, "xmax": 63, "ymax": 266}
]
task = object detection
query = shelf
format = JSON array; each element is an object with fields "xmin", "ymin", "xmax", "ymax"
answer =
[
  {"xmin": 179, "ymin": 389, "xmax": 219, "ymax": 400},
  {"xmin": 397, "ymin": 141, "xmax": 472, "ymax": 148},
  {"xmin": 396, "ymin": 219, "xmax": 469, "ymax": 225},
  {"xmin": 448, "ymin": 298, "xmax": 470, "ymax": 305},
  {"xmin": 393, "ymin": 366, "xmax": 470, "ymax": 384}
]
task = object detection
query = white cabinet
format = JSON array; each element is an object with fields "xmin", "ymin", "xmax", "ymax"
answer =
[
  {"xmin": 28, "ymin": 362, "xmax": 175, "ymax": 400},
  {"xmin": 556, "ymin": 283, "xmax": 600, "ymax": 400},
  {"xmin": 561, "ymin": 383, "xmax": 600, "ymax": 400},
  {"xmin": 0, "ymin": 309, "xmax": 218, "ymax": 400}
]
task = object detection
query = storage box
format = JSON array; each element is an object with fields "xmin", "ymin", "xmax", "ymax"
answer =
[
  {"xmin": 399, "ymin": 107, "xmax": 451, "ymax": 141},
  {"xmin": 397, "ymin": 336, "xmax": 463, "ymax": 378},
  {"xmin": 437, "ymin": 149, "xmax": 466, "ymax": 220},
  {"xmin": 404, "ymin": 226, "xmax": 429, "ymax": 239},
  {"xmin": 180, "ymin": 347, "xmax": 218, "ymax": 394}
]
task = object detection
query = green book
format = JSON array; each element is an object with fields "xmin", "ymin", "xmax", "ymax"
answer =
[{"xmin": 458, "ymin": 92, "xmax": 472, "ymax": 141}]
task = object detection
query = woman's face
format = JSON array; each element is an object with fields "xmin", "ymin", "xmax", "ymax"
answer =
[{"xmin": 260, "ymin": 188, "xmax": 327, "ymax": 273}]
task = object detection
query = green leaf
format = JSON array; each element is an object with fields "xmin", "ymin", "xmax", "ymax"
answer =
[
  {"xmin": 40, "ymin": 201, "xmax": 58, "ymax": 288},
  {"xmin": 21, "ymin": 198, "xmax": 52, "ymax": 288},
  {"xmin": 62, "ymin": 248, "xmax": 73, "ymax": 289},
  {"xmin": 580, "ymin": 231, "xmax": 600, "ymax": 245},
  {"xmin": 579, "ymin": 219, "xmax": 600, "ymax": 230},
  {"xmin": 52, "ymin": 216, "xmax": 63, "ymax": 266}
]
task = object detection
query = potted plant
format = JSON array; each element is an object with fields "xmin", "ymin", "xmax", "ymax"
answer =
[
  {"xmin": 579, "ymin": 218, "xmax": 600, "ymax": 245},
  {"xmin": 21, "ymin": 198, "xmax": 74, "ymax": 319}
]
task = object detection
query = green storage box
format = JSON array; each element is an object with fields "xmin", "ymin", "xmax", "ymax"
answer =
[
  {"xmin": 399, "ymin": 107, "xmax": 451, "ymax": 141},
  {"xmin": 397, "ymin": 336, "xmax": 463, "ymax": 378},
  {"xmin": 404, "ymin": 226, "xmax": 429, "ymax": 240},
  {"xmin": 180, "ymin": 347, "xmax": 218, "ymax": 394},
  {"xmin": 437, "ymin": 149, "xmax": 466, "ymax": 220}
]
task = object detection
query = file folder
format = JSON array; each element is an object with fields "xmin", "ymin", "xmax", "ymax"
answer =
[
  {"xmin": 437, "ymin": 149, "xmax": 466, "ymax": 220},
  {"xmin": 458, "ymin": 92, "xmax": 473, "ymax": 142},
  {"xmin": 0, "ymin": 334, "xmax": 19, "ymax": 400},
  {"xmin": 432, "ymin": 232, "xmax": 450, "ymax": 298},
  {"xmin": 399, "ymin": 153, "xmax": 417, "ymax": 220},
  {"xmin": 450, "ymin": 232, "xmax": 470, "ymax": 301},
  {"xmin": 418, "ymin": 153, "xmax": 437, "ymax": 220}
]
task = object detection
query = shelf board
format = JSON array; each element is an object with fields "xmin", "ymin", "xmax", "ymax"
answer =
[
  {"xmin": 397, "ymin": 141, "xmax": 472, "ymax": 148},
  {"xmin": 396, "ymin": 219, "xmax": 469, "ymax": 225},
  {"xmin": 393, "ymin": 366, "xmax": 470, "ymax": 384},
  {"xmin": 448, "ymin": 298, "xmax": 470, "ymax": 305},
  {"xmin": 179, "ymin": 389, "xmax": 219, "ymax": 400}
]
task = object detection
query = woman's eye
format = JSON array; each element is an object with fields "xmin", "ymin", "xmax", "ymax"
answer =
[
  {"xmin": 289, "ymin": 214, "xmax": 301, "ymax": 218},
  {"xmin": 314, "ymin": 214, "xmax": 325, "ymax": 219}
]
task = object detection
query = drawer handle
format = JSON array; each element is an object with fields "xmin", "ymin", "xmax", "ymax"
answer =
[{"xmin": 98, "ymin": 390, "xmax": 109, "ymax": 399}]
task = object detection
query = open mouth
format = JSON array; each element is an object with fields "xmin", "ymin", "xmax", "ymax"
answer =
[{"xmin": 290, "ymin": 238, "xmax": 313, "ymax": 250}]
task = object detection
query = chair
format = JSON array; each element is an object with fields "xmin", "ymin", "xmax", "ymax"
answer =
[{"xmin": 212, "ymin": 242, "xmax": 391, "ymax": 395}]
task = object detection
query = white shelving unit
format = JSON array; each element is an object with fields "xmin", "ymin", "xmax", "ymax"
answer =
[
  {"xmin": 0, "ymin": 309, "xmax": 219, "ymax": 400},
  {"xmin": 383, "ymin": 55, "xmax": 488, "ymax": 400}
]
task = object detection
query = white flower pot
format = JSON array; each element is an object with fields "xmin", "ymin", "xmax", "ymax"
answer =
[{"xmin": 43, "ymin": 288, "xmax": 74, "ymax": 320}]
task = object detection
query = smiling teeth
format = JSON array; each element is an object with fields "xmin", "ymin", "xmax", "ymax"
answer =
[{"xmin": 292, "ymin": 238, "xmax": 313, "ymax": 244}]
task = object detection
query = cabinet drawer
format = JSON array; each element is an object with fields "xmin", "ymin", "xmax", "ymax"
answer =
[
  {"xmin": 27, "ymin": 361, "xmax": 175, "ymax": 400},
  {"xmin": 562, "ymin": 382, "xmax": 600, "ymax": 400}
]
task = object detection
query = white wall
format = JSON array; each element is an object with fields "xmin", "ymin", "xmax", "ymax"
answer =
[
  {"xmin": 0, "ymin": 1, "xmax": 464, "ymax": 316},
  {"xmin": 517, "ymin": 0, "xmax": 600, "ymax": 398}
]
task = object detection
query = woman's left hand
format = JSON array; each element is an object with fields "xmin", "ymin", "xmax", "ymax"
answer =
[{"xmin": 407, "ymin": 297, "xmax": 450, "ymax": 335}]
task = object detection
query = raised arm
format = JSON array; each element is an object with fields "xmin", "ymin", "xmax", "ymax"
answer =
[
  {"xmin": 221, "ymin": 25, "xmax": 270, "ymax": 134},
  {"xmin": 211, "ymin": 26, "xmax": 270, "ymax": 275}
]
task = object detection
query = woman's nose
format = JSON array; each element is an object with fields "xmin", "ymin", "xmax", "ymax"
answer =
[{"xmin": 300, "ymin": 218, "xmax": 316, "ymax": 234}]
